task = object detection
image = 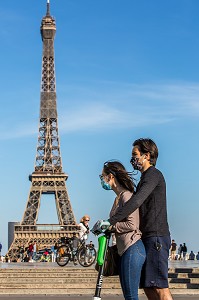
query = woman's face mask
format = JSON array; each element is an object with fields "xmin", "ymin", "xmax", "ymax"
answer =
[
  {"xmin": 101, "ymin": 178, "xmax": 112, "ymax": 190},
  {"xmin": 99, "ymin": 174, "xmax": 112, "ymax": 190}
]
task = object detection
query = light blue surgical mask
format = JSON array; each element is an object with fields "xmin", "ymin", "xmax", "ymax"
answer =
[{"xmin": 101, "ymin": 178, "xmax": 112, "ymax": 190}]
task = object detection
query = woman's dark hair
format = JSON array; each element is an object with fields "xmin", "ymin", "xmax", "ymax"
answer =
[
  {"xmin": 103, "ymin": 160, "xmax": 135, "ymax": 193},
  {"xmin": 133, "ymin": 138, "xmax": 158, "ymax": 166}
]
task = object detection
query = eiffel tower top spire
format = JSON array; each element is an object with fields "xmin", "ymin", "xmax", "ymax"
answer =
[
  {"xmin": 46, "ymin": 0, "xmax": 50, "ymax": 16},
  {"xmin": 34, "ymin": 3, "xmax": 62, "ymax": 174},
  {"xmin": 41, "ymin": 0, "xmax": 56, "ymax": 42}
]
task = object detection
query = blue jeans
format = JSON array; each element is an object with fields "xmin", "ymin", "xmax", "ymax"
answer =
[{"xmin": 119, "ymin": 239, "xmax": 146, "ymax": 300}]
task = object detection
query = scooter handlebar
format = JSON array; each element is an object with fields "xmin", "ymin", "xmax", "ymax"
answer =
[{"xmin": 91, "ymin": 220, "xmax": 111, "ymax": 236}]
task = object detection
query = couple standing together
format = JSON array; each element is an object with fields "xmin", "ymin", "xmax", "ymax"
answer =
[{"xmin": 98, "ymin": 138, "xmax": 172, "ymax": 300}]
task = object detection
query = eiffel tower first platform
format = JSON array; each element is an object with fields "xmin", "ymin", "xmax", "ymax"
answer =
[{"xmin": 7, "ymin": 1, "xmax": 79, "ymax": 261}]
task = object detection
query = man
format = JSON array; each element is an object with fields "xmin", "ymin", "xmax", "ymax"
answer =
[
  {"xmin": 177, "ymin": 244, "xmax": 182, "ymax": 260},
  {"xmin": 189, "ymin": 251, "xmax": 195, "ymax": 260},
  {"xmin": 109, "ymin": 138, "xmax": 172, "ymax": 300},
  {"xmin": 181, "ymin": 243, "xmax": 187, "ymax": 260},
  {"xmin": 170, "ymin": 240, "xmax": 177, "ymax": 260}
]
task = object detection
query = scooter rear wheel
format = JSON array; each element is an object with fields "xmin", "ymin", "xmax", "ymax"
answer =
[{"xmin": 56, "ymin": 245, "xmax": 70, "ymax": 267}]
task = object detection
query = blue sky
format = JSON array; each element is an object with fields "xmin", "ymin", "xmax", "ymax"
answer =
[{"xmin": 0, "ymin": 0, "xmax": 199, "ymax": 254}]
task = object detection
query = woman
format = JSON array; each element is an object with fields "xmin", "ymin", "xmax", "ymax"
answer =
[
  {"xmin": 79, "ymin": 215, "xmax": 90, "ymax": 266},
  {"xmin": 79, "ymin": 215, "xmax": 90, "ymax": 242},
  {"xmin": 100, "ymin": 161, "xmax": 146, "ymax": 300}
]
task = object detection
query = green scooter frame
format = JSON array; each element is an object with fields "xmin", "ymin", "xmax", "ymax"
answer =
[{"xmin": 93, "ymin": 232, "xmax": 111, "ymax": 300}]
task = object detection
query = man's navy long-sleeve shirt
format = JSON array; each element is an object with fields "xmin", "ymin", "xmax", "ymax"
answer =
[{"xmin": 109, "ymin": 166, "xmax": 170, "ymax": 239}]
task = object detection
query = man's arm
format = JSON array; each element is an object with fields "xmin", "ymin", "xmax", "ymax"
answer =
[
  {"xmin": 109, "ymin": 168, "xmax": 160, "ymax": 225},
  {"xmin": 113, "ymin": 218, "xmax": 137, "ymax": 233}
]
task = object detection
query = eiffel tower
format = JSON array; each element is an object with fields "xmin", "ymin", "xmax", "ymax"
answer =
[{"xmin": 7, "ymin": 0, "xmax": 79, "ymax": 261}]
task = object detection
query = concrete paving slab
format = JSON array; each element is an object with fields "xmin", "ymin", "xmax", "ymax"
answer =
[{"xmin": 0, "ymin": 295, "xmax": 199, "ymax": 300}]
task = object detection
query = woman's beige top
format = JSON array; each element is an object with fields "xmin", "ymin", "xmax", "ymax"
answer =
[{"xmin": 109, "ymin": 191, "xmax": 142, "ymax": 256}]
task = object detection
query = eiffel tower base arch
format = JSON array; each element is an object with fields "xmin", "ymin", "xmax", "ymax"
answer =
[{"xmin": 7, "ymin": 224, "xmax": 79, "ymax": 262}]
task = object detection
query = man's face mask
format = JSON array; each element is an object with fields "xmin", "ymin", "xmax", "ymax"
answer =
[{"xmin": 130, "ymin": 155, "xmax": 146, "ymax": 171}]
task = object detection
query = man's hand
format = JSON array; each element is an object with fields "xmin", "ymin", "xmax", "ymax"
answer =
[{"xmin": 91, "ymin": 220, "xmax": 111, "ymax": 235}]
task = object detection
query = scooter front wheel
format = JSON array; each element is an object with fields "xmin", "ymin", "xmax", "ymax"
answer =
[{"xmin": 78, "ymin": 245, "xmax": 96, "ymax": 267}]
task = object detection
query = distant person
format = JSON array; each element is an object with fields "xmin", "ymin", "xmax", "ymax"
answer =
[
  {"xmin": 23, "ymin": 252, "xmax": 29, "ymax": 262},
  {"xmin": 54, "ymin": 242, "xmax": 58, "ymax": 257},
  {"xmin": 170, "ymin": 240, "xmax": 177, "ymax": 260},
  {"xmin": 189, "ymin": 251, "xmax": 195, "ymax": 260},
  {"xmin": 196, "ymin": 252, "xmax": 199, "ymax": 260},
  {"xmin": 43, "ymin": 248, "xmax": 50, "ymax": 262},
  {"xmin": 18, "ymin": 244, "xmax": 25, "ymax": 262},
  {"xmin": 181, "ymin": 243, "xmax": 187, "ymax": 260},
  {"xmin": 88, "ymin": 241, "xmax": 95, "ymax": 262},
  {"xmin": 178, "ymin": 244, "xmax": 182, "ymax": 260},
  {"xmin": 28, "ymin": 243, "xmax": 33, "ymax": 260},
  {"xmin": 33, "ymin": 242, "xmax": 38, "ymax": 261},
  {"xmin": 71, "ymin": 233, "xmax": 79, "ymax": 265},
  {"xmin": 0, "ymin": 242, "xmax": 2, "ymax": 255},
  {"xmin": 51, "ymin": 245, "xmax": 56, "ymax": 262},
  {"xmin": 88, "ymin": 241, "xmax": 95, "ymax": 248},
  {"xmin": 71, "ymin": 233, "xmax": 79, "ymax": 250},
  {"xmin": 79, "ymin": 215, "xmax": 90, "ymax": 242},
  {"xmin": 44, "ymin": 248, "xmax": 49, "ymax": 256}
]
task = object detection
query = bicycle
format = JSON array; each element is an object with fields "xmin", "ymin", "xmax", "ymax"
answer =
[{"xmin": 56, "ymin": 236, "xmax": 97, "ymax": 267}]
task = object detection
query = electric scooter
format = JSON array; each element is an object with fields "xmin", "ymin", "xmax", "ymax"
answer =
[{"xmin": 91, "ymin": 220, "xmax": 111, "ymax": 300}]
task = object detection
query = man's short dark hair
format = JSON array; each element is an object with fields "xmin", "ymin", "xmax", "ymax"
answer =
[{"xmin": 133, "ymin": 138, "xmax": 158, "ymax": 166}]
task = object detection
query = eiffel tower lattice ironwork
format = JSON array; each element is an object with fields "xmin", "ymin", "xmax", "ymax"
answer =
[{"xmin": 7, "ymin": 1, "xmax": 79, "ymax": 261}]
